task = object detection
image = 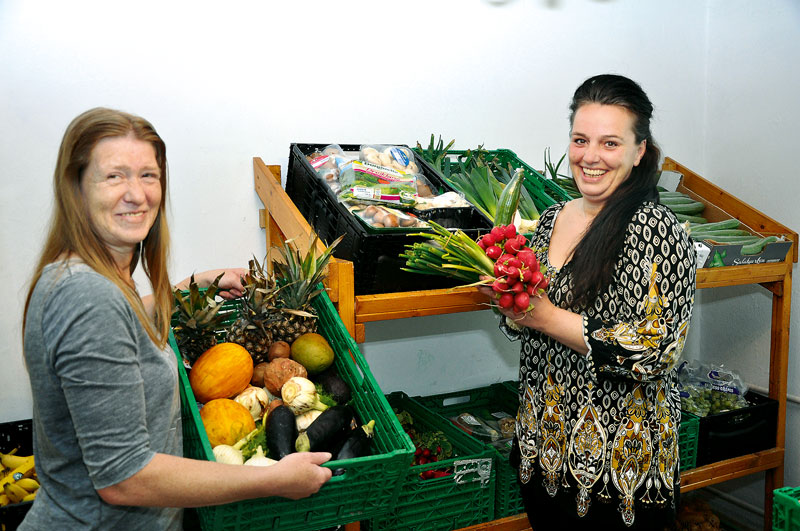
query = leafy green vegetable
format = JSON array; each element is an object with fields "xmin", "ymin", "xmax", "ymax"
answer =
[
  {"xmin": 315, "ymin": 383, "xmax": 338, "ymax": 408},
  {"xmin": 239, "ymin": 420, "xmax": 267, "ymax": 460}
]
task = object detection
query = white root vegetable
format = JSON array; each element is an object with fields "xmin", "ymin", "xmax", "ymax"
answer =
[
  {"xmin": 244, "ymin": 446, "xmax": 277, "ymax": 467},
  {"xmin": 213, "ymin": 444, "xmax": 244, "ymax": 465}
]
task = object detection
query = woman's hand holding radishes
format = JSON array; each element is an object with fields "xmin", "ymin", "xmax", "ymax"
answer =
[{"xmin": 475, "ymin": 223, "xmax": 550, "ymax": 316}]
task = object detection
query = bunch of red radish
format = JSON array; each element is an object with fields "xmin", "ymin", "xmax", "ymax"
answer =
[{"xmin": 476, "ymin": 223, "xmax": 549, "ymax": 314}]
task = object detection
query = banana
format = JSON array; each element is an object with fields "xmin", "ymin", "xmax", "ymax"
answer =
[
  {"xmin": 3, "ymin": 482, "xmax": 28, "ymax": 504},
  {"xmin": 0, "ymin": 456, "xmax": 35, "ymax": 489},
  {"xmin": 0, "ymin": 493, "xmax": 10, "ymax": 506},
  {"xmin": 22, "ymin": 490, "xmax": 37, "ymax": 502},
  {"xmin": 15, "ymin": 478, "xmax": 39, "ymax": 492},
  {"xmin": 0, "ymin": 452, "xmax": 31, "ymax": 470}
]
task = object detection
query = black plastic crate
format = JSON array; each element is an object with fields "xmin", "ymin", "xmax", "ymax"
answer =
[
  {"xmin": 0, "ymin": 419, "xmax": 34, "ymax": 530},
  {"xmin": 693, "ymin": 391, "xmax": 778, "ymax": 466},
  {"xmin": 287, "ymin": 143, "xmax": 492, "ymax": 295}
]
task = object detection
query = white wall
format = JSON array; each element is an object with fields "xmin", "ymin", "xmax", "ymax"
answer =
[
  {"xmin": 688, "ymin": 0, "xmax": 800, "ymax": 517},
  {"xmin": 0, "ymin": 0, "xmax": 796, "ymax": 516}
]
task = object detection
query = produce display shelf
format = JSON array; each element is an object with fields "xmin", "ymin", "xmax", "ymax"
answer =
[
  {"xmin": 255, "ymin": 156, "xmax": 795, "ymax": 531},
  {"xmin": 171, "ymin": 290, "xmax": 414, "ymax": 531}
]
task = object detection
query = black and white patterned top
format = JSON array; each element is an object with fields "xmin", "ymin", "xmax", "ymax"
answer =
[{"xmin": 503, "ymin": 200, "xmax": 696, "ymax": 527}]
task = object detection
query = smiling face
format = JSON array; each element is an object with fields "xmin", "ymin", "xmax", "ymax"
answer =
[
  {"xmin": 81, "ymin": 134, "xmax": 162, "ymax": 268},
  {"xmin": 569, "ymin": 103, "xmax": 646, "ymax": 206}
]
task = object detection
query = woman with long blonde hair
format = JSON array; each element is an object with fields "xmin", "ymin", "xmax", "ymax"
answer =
[{"xmin": 21, "ymin": 108, "xmax": 331, "ymax": 530}]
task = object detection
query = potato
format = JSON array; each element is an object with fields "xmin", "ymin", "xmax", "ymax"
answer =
[
  {"xmin": 262, "ymin": 358, "xmax": 307, "ymax": 395},
  {"xmin": 267, "ymin": 341, "xmax": 291, "ymax": 362},
  {"xmin": 251, "ymin": 362, "xmax": 269, "ymax": 386}
]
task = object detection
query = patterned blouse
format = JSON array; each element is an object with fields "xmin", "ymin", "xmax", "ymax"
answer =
[{"xmin": 503, "ymin": 200, "xmax": 696, "ymax": 527}]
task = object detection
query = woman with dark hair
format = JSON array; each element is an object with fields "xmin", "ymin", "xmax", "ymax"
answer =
[
  {"xmin": 480, "ymin": 74, "xmax": 696, "ymax": 529},
  {"xmin": 21, "ymin": 108, "xmax": 332, "ymax": 529}
]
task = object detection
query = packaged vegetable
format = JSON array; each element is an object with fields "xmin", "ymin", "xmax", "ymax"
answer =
[
  {"xmin": 414, "ymin": 191, "xmax": 473, "ymax": 210},
  {"xmin": 345, "ymin": 202, "xmax": 428, "ymax": 230},
  {"xmin": 306, "ymin": 144, "xmax": 345, "ymax": 172},
  {"xmin": 360, "ymin": 144, "xmax": 419, "ymax": 174},
  {"xmin": 306, "ymin": 145, "xmax": 353, "ymax": 195},
  {"xmin": 450, "ymin": 410, "xmax": 514, "ymax": 442},
  {"xmin": 678, "ymin": 360, "xmax": 750, "ymax": 416},
  {"xmin": 337, "ymin": 159, "xmax": 418, "ymax": 207}
]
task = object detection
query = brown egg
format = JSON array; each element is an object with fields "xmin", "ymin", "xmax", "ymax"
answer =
[
  {"xmin": 372, "ymin": 222, "xmax": 385, "ymax": 228},
  {"xmin": 399, "ymin": 216, "xmax": 417, "ymax": 227},
  {"xmin": 383, "ymin": 214, "xmax": 399, "ymax": 227}
]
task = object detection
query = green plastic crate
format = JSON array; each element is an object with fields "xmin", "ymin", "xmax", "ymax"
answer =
[
  {"xmin": 679, "ymin": 411, "xmax": 699, "ymax": 471},
  {"xmin": 438, "ymin": 148, "xmax": 573, "ymax": 214},
  {"xmin": 773, "ymin": 487, "xmax": 800, "ymax": 531},
  {"xmin": 414, "ymin": 383, "xmax": 523, "ymax": 519},
  {"xmin": 170, "ymin": 290, "xmax": 414, "ymax": 531},
  {"xmin": 369, "ymin": 392, "xmax": 496, "ymax": 530}
]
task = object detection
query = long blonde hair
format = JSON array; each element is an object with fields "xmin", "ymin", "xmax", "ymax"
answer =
[{"xmin": 23, "ymin": 108, "xmax": 172, "ymax": 347}]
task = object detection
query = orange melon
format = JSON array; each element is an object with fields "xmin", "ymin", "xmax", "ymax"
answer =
[
  {"xmin": 189, "ymin": 342, "xmax": 253, "ymax": 403},
  {"xmin": 199, "ymin": 398, "xmax": 256, "ymax": 448}
]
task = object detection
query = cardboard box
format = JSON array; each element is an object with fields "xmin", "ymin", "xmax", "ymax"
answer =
[{"xmin": 659, "ymin": 170, "xmax": 793, "ymax": 268}]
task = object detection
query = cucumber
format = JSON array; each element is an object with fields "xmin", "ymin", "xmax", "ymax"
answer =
[
  {"xmin": 688, "ymin": 229, "xmax": 753, "ymax": 238},
  {"xmin": 659, "ymin": 196, "xmax": 698, "ymax": 205},
  {"xmin": 658, "ymin": 191, "xmax": 692, "ymax": 198},
  {"xmin": 694, "ymin": 235, "xmax": 761, "ymax": 245},
  {"xmin": 741, "ymin": 236, "xmax": 778, "ymax": 255},
  {"xmin": 666, "ymin": 201, "xmax": 706, "ymax": 215},
  {"xmin": 494, "ymin": 168, "xmax": 525, "ymax": 226},
  {"xmin": 675, "ymin": 213, "xmax": 708, "ymax": 224},
  {"xmin": 688, "ymin": 218, "xmax": 741, "ymax": 231}
]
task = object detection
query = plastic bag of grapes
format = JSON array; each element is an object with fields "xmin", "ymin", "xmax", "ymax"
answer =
[{"xmin": 677, "ymin": 361, "xmax": 751, "ymax": 416}]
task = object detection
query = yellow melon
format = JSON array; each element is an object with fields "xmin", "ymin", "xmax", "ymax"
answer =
[
  {"xmin": 189, "ymin": 342, "xmax": 253, "ymax": 403},
  {"xmin": 199, "ymin": 398, "xmax": 256, "ymax": 448}
]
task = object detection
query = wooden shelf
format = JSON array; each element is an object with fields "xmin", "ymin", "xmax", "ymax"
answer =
[{"xmin": 255, "ymin": 156, "xmax": 796, "ymax": 531}]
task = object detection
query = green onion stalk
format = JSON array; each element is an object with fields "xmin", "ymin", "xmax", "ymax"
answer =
[{"xmin": 400, "ymin": 221, "xmax": 495, "ymax": 287}]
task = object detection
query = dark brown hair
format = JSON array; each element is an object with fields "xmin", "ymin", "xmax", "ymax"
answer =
[{"xmin": 567, "ymin": 74, "xmax": 661, "ymax": 308}]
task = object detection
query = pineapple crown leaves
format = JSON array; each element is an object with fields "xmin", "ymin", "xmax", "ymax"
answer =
[
  {"xmin": 172, "ymin": 273, "xmax": 225, "ymax": 331},
  {"xmin": 239, "ymin": 256, "xmax": 280, "ymax": 313},
  {"xmin": 270, "ymin": 232, "xmax": 344, "ymax": 310}
]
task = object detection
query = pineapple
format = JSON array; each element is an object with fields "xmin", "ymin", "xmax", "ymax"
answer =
[
  {"xmin": 269, "ymin": 233, "xmax": 344, "ymax": 345},
  {"xmin": 172, "ymin": 273, "xmax": 227, "ymax": 364},
  {"xmin": 226, "ymin": 256, "xmax": 280, "ymax": 364}
]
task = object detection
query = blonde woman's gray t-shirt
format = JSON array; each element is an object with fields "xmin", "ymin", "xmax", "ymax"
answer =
[{"xmin": 21, "ymin": 261, "xmax": 182, "ymax": 530}]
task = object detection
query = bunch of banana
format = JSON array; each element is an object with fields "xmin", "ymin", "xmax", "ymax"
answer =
[{"xmin": 0, "ymin": 451, "xmax": 38, "ymax": 505}]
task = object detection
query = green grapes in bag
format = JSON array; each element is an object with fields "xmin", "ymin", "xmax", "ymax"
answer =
[{"xmin": 678, "ymin": 360, "xmax": 751, "ymax": 416}]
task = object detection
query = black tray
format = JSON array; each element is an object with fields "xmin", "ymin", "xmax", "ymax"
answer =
[
  {"xmin": 692, "ymin": 391, "xmax": 778, "ymax": 466},
  {"xmin": 287, "ymin": 143, "xmax": 492, "ymax": 295}
]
